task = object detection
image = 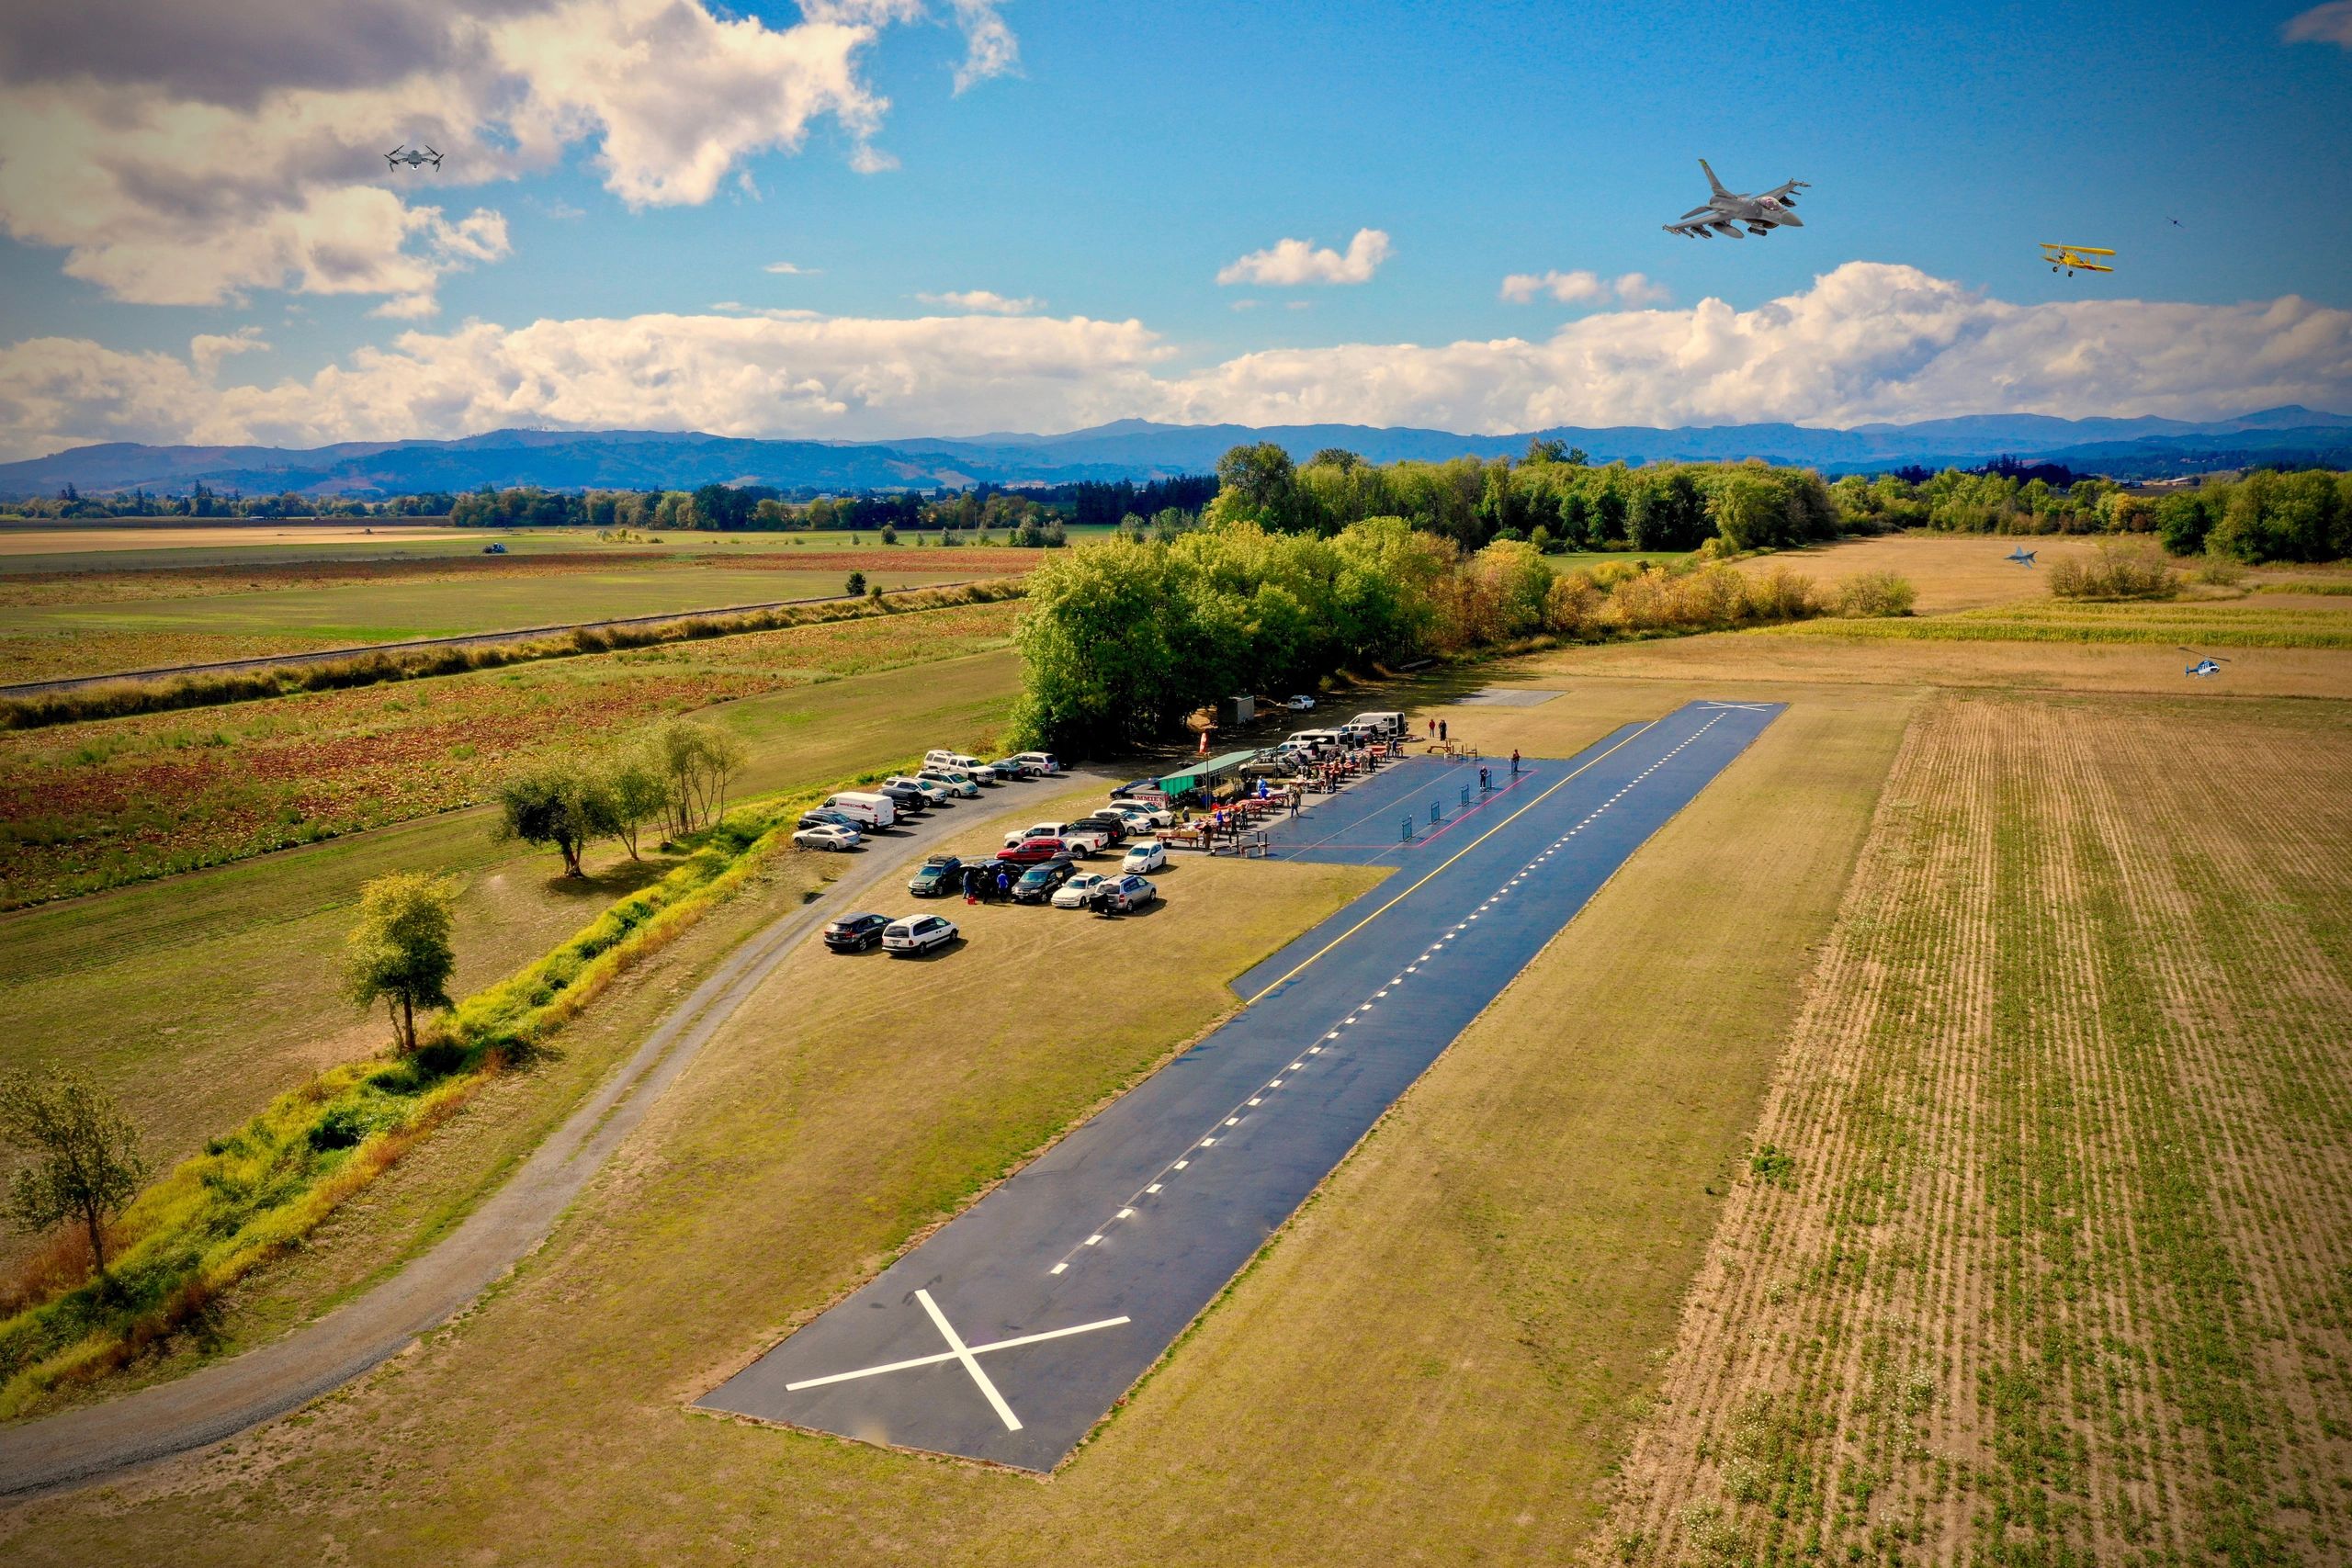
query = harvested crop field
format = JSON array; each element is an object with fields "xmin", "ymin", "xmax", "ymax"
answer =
[
  {"xmin": 1600, "ymin": 692, "xmax": 2352, "ymax": 1566},
  {"xmin": 0, "ymin": 598, "xmax": 1021, "ymax": 905}
]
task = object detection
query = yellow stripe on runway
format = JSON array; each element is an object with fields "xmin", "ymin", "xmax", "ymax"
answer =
[{"xmin": 1242, "ymin": 717, "xmax": 1665, "ymax": 1005}]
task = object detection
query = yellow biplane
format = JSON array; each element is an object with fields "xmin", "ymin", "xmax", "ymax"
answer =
[{"xmin": 2040, "ymin": 243, "xmax": 2115, "ymax": 276}]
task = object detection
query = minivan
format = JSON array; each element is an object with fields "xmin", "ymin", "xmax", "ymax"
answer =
[
  {"xmin": 1009, "ymin": 750, "xmax": 1062, "ymax": 776},
  {"xmin": 821, "ymin": 791, "xmax": 899, "ymax": 829}
]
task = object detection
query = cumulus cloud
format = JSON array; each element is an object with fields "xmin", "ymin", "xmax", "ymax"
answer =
[
  {"xmin": 948, "ymin": 0, "xmax": 1020, "ymax": 92},
  {"xmin": 763, "ymin": 260, "xmax": 820, "ymax": 275},
  {"xmin": 6, "ymin": 265, "xmax": 2349, "ymax": 460},
  {"xmin": 0, "ymin": 0, "xmax": 1013, "ymax": 310},
  {"xmin": 1216, "ymin": 228, "xmax": 1391, "ymax": 287},
  {"xmin": 1499, "ymin": 269, "xmax": 1669, "ymax": 308},
  {"xmin": 916, "ymin": 288, "xmax": 1039, "ymax": 314},
  {"xmin": 2285, "ymin": 2, "xmax": 2352, "ymax": 46}
]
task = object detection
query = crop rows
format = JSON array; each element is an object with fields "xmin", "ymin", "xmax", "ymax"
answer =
[
  {"xmin": 1601, "ymin": 693, "xmax": 2352, "ymax": 1566},
  {"xmin": 1765, "ymin": 598, "xmax": 2352, "ymax": 649},
  {"xmin": 0, "ymin": 598, "xmax": 1020, "ymax": 906}
]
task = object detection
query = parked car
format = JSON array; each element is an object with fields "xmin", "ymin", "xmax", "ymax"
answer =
[
  {"xmin": 874, "ymin": 783, "xmax": 929, "ymax": 815},
  {"xmin": 924, "ymin": 750, "xmax": 998, "ymax": 781},
  {"xmin": 887, "ymin": 774, "xmax": 954, "ymax": 807},
  {"xmin": 1103, "ymin": 874, "xmax": 1159, "ymax": 912},
  {"xmin": 1073, "ymin": 813, "xmax": 1131, "ymax": 847},
  {"xmin": 918, "ymin": 768, "xmax": 982, "ymax": 799},
  {"xmin": 1005, "ymin": 821, "xmax": 1109, "ymax": 856},
  {"xmin": 793, "ymin": 823, "xmax": 862, "ymax": 852},
  {"xmin": 1347, "ymin": 711, "xmax": 1406, "ymax": 739},
  {"xmin": 798, "ymin": 807, "xmax": 862, "ymax": 832},
  {"xmin": 1050, "ymin": 872, "xmax": 1112, "ymax": 909},
  {"xmin": 995, "ymin": 836, "xmax": 1070, "ymax": 865},
  {"xmin": 1122, "ymin": 840, "xmax": 1167, "ymax": 874},
  {"xmin": 1008, "ymin": 750, "xmax": 1062, "ymax": 776},
  {"xmin": 1283, "ymin": 694, "xmax": 1317, "ymax": 710},
  {"xmin": 1012, "ymin": 858, "xmax": 1078, "ymax": 902},
  {"xmin": 908, "ymin": 853, "xmax": 965, "ymax": 897},
  {"xmin": 821, "ymin": 912, "xmax": 890, "ymax": 952},
  {"xmin": 1107, "ymin": 801, "xmax": 1174, "ymax": 830},
  {"xmin": 986, "ymin": 756, "xmax": 1036, "ymax": 781},
  {"xmin": 882, "ymin": 914, "xmax": 957, "ymax": 956},
  {"xmin": 1287, "ymin": 728, "xmax": 1343, "ymax": 755}
]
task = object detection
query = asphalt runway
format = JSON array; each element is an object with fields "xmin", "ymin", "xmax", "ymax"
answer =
[{"xmin": 697, "ymin": 700, "xmax": 1783, "ymax": 1471}]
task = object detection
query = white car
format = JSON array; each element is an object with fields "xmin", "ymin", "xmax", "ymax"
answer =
[
  {"xmin": 1050, "ymin": 872, "xmax": 1111, "ymax": 908},
  {"xmin": 793, "ymin": 824, "xmax": 862, "ymax": 852},
  {"xmin": 1122, "ymin": 840, "xmax": 1167, "ymax": 874},
  {"xmin": 1008, "ymin": 750, "xmax": 1061, "ymax": 776},
  {"xmin": 925, "ymin": 750, "xmax": 998, "ymax": 782},
  {"xmin": 1283, "ymin": 694, "xmax": 1317, "ymax": 711},
  {"xmin": 881, "ymin": 913, "xmax": 957, "ymax": 955},
  {"xmin": 1006, "ymin": 820, "xmax": 1109, "ymax": 856},
  {"xmin": 1108, "ymin": 802, "xmax": 1175, "ymax": 830},
  {"xmin": 887, "ymin": 774, "xmax": 954, "ymax": 807}
]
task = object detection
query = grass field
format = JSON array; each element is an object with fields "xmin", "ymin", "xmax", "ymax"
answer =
[
  {"xmin": 4, "ymin": 529, "xmax": 2347, "ymax": 1562},
  {"xmin": 0, "ymin": 682, "xmax": 1906, "ymax": 1564},
  {"xmin": 0, "ymin": 600, "xmax": 1023, "ymax": 905},
  {"xmin": 1600, "ymin": 692, "xmax": 2352, "ymax": 1566},
  {"xmin": 0, "ymin": 647, "xmax": 1024, "ymax": 1229}
]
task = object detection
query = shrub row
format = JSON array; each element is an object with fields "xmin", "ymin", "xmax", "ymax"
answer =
[{"xmin": 1, "ymin": 579, "xmax": 1025, "ymax": 731}]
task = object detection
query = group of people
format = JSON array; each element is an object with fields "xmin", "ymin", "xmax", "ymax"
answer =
[{"xmin": 959, "ymin": 863, "xmax": 1015, "ymax": 903}]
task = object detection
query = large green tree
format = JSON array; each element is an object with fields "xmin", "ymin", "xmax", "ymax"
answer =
[{"xmin": 342, "ymin": 872, "xmax": 459, "ymax": 1054}]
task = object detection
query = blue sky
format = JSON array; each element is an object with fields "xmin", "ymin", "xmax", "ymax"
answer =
[{"xmin": 1, "ymin": 0, "xmax": 2349, "ymax": 456}]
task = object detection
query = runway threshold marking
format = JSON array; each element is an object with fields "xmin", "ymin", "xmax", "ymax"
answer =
[
  {"xmin": 1238, "ymin": 717, "xmax": 1666, "ymax": 1006},
  {"xmin": 782, "ymin": 1290, "xmax": 1130, "ymax": 1433}
]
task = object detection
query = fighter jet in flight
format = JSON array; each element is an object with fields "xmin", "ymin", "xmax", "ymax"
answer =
[
  {"xmin": 2006, "ymin": 546, "xmax": 2039, "ymax": 566},
  {"xmin": 1662, "ymin": 160, "xmax": 1807, "ymax": 239},
  {"xmin": 385, "ymin": 145, "xmax": 442, "ymax": 171}
]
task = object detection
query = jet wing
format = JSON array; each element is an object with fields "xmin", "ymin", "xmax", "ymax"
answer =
[
  {"xmin": 1665, "ymin": 220, "xmax": 1739, "ymax": 237},
  {"xmin": 1759, "ymin": 177, "xmax": 1807, "ymax": 206}
]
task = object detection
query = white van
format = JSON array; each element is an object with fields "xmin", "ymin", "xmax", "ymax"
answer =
[
  {"xmin": 1009, "ymin": 750, "xmax": 1062, "ymax": 776},
  {"xmin": 822, "ymin": 791, "xmax": 899, "ymax": 829},
  {"xmin": 1348, "ymin": 711, "xmax": 1406, "ymax": 738},
  {"xmin": 1289, "ymin": 728, "xmax": 1343, "ymax": 754}
]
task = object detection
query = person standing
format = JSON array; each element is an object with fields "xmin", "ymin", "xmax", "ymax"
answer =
[
  {"xmin": 1438, "ymin": 717, "xmax": 1448, "ymax": 743},
  {"xmin": 1511, "ymin": 747, "xmax": 1521, "ymax": 775}
]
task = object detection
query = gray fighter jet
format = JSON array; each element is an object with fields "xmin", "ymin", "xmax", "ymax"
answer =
[
  {"xmin": 1663, "ymin": 159, "xmax": 1806, "ymax": 239},
  {"xmin": 384, "ymin": 145, "xmax": 442, "ymax": 171}
]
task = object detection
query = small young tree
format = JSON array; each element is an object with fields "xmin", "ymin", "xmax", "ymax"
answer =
[
  {"xmin": 844, "ymin": 570, "xmax": 867, "ymax": 597},
  {"xmin": 495, "ymin": 761, "xmax": 608, "ymax": 876},
  {"xmin": 602, "ymin": 755, "xmax": 669, "ymax": 859},
  {"xmin": 0, "ymin": 1068, "xmax": 147, "ymax": 1289},
  {"xmin": 342, "ymin": 872, "xmax": 459, "ymax": 1053}
]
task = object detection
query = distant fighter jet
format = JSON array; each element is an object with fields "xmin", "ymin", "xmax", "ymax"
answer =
[
  {"xmin": 2005, "ymin": 546, "xmax": 2038, "ymax": 566},
  {"xmin": 1662, "ymin": 160, "xmax": 1807, "ymax": 239},
  {"xmin": 2179, "ymin": 646, "xmax": 2228, "ymax": 678},
  {"xmin": 385, "ymin": 145, "xmax": 442, "ymax": 171}
]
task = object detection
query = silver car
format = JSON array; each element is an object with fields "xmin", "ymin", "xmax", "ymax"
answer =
[{"xmin": 793, "ymin": 824, "xmax": 862, "ymax": 852}]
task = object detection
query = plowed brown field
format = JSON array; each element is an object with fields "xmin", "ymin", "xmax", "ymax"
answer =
[{"xmin": 1598, "ymin": 692, "xmax": 2352, "ymax": 1566}]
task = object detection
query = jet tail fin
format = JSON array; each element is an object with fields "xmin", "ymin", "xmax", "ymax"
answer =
[{"xmin": 1699, "ymin": 158, "xmax": 1730, "ymax": 197}]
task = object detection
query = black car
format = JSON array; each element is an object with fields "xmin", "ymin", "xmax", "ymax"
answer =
[
  {"xmin": 821, "ymin": 912, "xmax": 890, "ymax": 952},
  {"xmin": 799, "ymin": 807, "xmax": 862, "ymax": 832},
  {"xmin": 1011, "ymin": 857, "xmax": 1077, "ymax": 903},
  {"xmin": 908, "ymin": 854, "xmax": 964, "ymax": 897},
  {"xmin": 874, "ymin": 783, "xmax": 928, "ymax": 815},
  {"xmin": 1074, "ymin": 813, "xmax": 1130, "ymax": 847}
]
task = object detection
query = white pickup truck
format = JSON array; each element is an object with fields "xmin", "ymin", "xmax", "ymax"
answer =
[{"xmin": 1004, "ymin": 819, "xmax": 1111, "ymax": 857}]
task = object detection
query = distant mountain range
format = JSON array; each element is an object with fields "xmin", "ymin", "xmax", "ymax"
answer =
[{"xmin": 7, "ymin": 408, "xmax": 2350, "ymax": 500}]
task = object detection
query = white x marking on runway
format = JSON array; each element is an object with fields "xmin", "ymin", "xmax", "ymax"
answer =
[{"xmin": 781, "ymin": 1289, "xmax": 1130, "ymax": 1432}]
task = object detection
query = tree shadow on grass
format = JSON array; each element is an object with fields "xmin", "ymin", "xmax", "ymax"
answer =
[{"xmin": 539, "ymin": 853, "xmax": 686, "ymax": 900}]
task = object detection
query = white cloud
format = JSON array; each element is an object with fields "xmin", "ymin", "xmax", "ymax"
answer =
[
  {"xmin": 1216, "ymin": 228, "xmax": 1391, "ymax": 287},
  {"xmin": 1500, "ymin": 269, "xmax": 1668, "ymax": 308},
  {"xmin": 2285, "ymin": 2, "xmax": 2352, "ymax": 46},
  {"xmin": 187, "ymin": 327, "xmax": 269, "ymax": 379},
  {"xmin": 948, "ymin": 0, "xmax": 1020, "ymax": 92},
  {"xmin": 6, "ymin": 265, "xmax": 2349, "ymax": 461},
  {"xmin": 763, "ymin": 260, "xmax": 820, "ymax": 275},
  {"xmin": 0, "ymin": 0, "xmax": 1013, "ymax": 311},
  {"xmin": 916, "ymin": 288, "xmax": 1040, "ymax": 314}
]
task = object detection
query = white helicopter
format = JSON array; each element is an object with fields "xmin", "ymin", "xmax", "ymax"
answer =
[{"xmin": 2179, "ymin": 646, "xmax": 2229, "ymax": 679}]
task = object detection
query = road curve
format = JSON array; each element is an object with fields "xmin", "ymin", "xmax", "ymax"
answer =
[
  {"xmin": 0, "ymin": 778, "xmax": 1090, "ymax": 1499},
  {"xmin": 0, "ymin": 581, "xmax": 986, "ymax": 698}
]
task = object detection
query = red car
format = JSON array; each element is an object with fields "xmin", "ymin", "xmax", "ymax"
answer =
[{"xmin": 995, "ymin": 836, "xmax": 1069, "ymax": 864}]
